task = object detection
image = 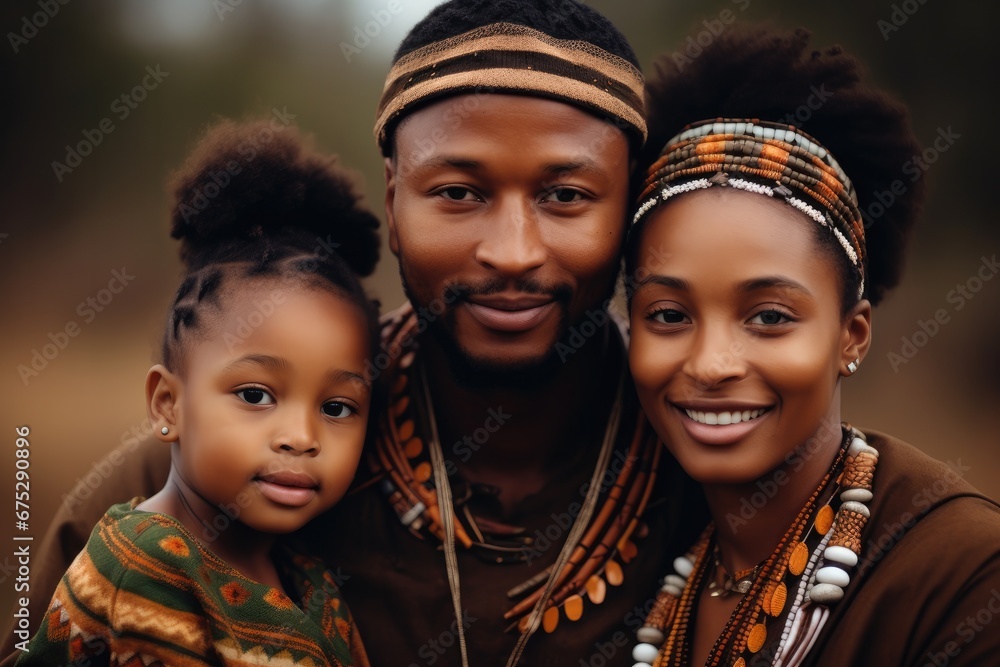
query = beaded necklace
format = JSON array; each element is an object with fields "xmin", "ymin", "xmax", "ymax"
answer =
[
  {"xmin": 365, "ymin": 304, "xmax": 663, "ymax": 659},
  {"xmin": 632, "ymin": 426, "xmax": 879, "ymax": 667}
]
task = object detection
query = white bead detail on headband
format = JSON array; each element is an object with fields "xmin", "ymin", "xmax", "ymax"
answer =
[
  {"xmin": 632, "ymin": 175, "xmax": 864, "ymax": 300},
  {"xmin": 670, "ymin": 120, "xmax": 856, "ymax": 204}
]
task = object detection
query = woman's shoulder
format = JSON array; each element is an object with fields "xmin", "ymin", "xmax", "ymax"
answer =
[
  {"xmin": 808, "ymin": 430, "xmax": 1000, "ymax": 667},
  {"xmin": 860, "ymin": 428, "xmax": 1000, "ymax": 563},
  {"xmin": 865, "ymin": 431, "xmax": 1000, "ymax": 541},
  {"xmin": 864, "ymin": 429, "xmax": 997, "ymax": 513}
]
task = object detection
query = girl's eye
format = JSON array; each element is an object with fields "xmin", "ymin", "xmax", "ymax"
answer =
[
  {"xmin": 650, "ymin": 309, "xmax": 687, "ymax": 324},
  {"xmin": 541, "ymin": 187, "xmax": 585, "ymax": 204},
  {"xmin": 322, "ymin": 402, "xmax": 355, "ymax": 419},
  {"xmin": 749, "ymin": 309, "xmax": 791, "ymax": 326},
  {"xmin": 438, "ymin": 186, "xmax": 479, "ymax": 202},
  {"xmin": 236, "ymin": 388, "xmax": 275, "ymax": 405}
]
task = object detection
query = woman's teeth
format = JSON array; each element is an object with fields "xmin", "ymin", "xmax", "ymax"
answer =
[{"xmin": 684, "ymin": 408, "xmax": 767, "ymax": 425}]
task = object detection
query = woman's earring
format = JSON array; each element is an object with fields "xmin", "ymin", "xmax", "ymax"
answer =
[
  {"xmin": 161, "ymin": 426, "xmax": 170, "ymax": 435},
  {"xmin": 847, "ymin": 358, "xmax": 860, "ymax": 374}
]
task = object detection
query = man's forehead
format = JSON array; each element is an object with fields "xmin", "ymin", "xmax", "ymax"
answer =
[{"xmin": 392, "ymin": 93, "xmax": 629, "ymax": 165}]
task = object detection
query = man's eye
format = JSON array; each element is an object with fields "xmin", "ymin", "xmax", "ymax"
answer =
[
  {"xmin": 236, "ymin": 388, "xmax": 274, "ymax": 405},
  {"xmin": 542, "ymin": 188, "xmax": 585, "ymax": 203},
  {"xmin": 439, "ymin": 187, "xmax": 479, "ymax": 201}
]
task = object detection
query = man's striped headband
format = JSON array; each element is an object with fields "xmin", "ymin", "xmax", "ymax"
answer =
[
  {"xmin": 633, "ymin": 118, "xmax": 866, "ymax": 300},
  {"xmin": 374, "ymin": 22, "xmax": 646, "ymax": 153}
]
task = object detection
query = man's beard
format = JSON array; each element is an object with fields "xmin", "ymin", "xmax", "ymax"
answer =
[{"xmin": 398, "ymin": 269, "xmax": 580, "ymax": 391}]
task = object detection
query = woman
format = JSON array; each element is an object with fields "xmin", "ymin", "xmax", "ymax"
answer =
[{"xmin": 624, "ymin": 27, "xmax": 1000, "ymax": 667}]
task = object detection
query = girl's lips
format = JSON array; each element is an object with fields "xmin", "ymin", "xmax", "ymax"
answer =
[
  {"xmin": 673, "ymin": 404, "xmax": 773, "ymax": 446},
  {"xmin": 464, "ymin": 301, "xmax": 556, "ymax": 333},
  {"xmin": 255, "ymin": 471, "xmax": 318, "ymax": 507}
]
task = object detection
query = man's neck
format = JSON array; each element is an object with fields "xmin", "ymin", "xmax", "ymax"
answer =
[{"xmin": 418, "ymin": 320, "xmax": 622, "ymax": 511}]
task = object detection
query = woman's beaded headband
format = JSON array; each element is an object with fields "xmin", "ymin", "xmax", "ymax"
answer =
[
  {"xmin": 633, "ymin": 119, "xmax": 866, "ymax": 300},
  {"xmin": 374, "ymin": 22, "xmax": 646, "ymax": 152}
]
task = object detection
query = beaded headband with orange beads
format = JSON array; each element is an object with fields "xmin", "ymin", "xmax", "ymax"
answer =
[{"xmin": 633, "ymin": 118, "xmax": 866, "ymax": 300}]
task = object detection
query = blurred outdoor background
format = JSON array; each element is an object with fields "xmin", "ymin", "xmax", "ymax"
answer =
[{"xmin": 1, "ymin": 0, "xmax": 998, "ymax": 619}]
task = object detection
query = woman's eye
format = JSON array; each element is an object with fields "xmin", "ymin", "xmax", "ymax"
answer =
[
  {"xmin": 438, "ymin": 186, "xmax": 479, "ymax": 202},
  {"xmin": 236, "ymin": 388, "xmax": 274, "ymax": 405},
  {"xmin": 541, "ymin": 188, "xmax": 585, "ymax": 204},
  {"xmin": 322, "ymin": 402, "xmax": 355, "ymax": 419},
  {"xmin": 650, "ymin": 309, "xmax": 687, "ymax": 324},
  {"xmin": 749, "ymin": 310, "xmax": 791, "ymax": 326}
]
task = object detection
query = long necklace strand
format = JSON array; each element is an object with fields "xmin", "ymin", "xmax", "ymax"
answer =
[
  {"xmin": 419, "ymin": 361, "xmax": 470, "ymax": 667},
  {"xmin": 367, "ymin": 304, "xmax": 662, "ymax": 639},
  {"xmin": 638, "ymin": 426, "xmax": 877, "ymax": 667}
]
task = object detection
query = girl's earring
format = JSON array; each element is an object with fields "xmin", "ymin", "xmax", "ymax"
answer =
[
  {"xmin": 847, "ymin": 358, "xmax": 860, "ymax": 375},
  {"xmin": 161, "ymin": 426, "xmax": 170, "ymax": 435}
]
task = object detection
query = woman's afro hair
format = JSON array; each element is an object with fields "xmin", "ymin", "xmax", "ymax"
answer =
[{"xmin": 641, "ymin": 26, "xmax": 926, "ymax": 306}]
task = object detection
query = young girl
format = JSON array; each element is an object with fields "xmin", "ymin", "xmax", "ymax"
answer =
[
  {"xmin": 17, "ymin": 120, "xmax": 380, "ymax": 666},
  {"xmin": 624, "ymin": 28, "xmax": 1000, "ymax": 667}
]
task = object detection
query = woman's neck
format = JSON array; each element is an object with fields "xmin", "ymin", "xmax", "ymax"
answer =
[{"xmin": 703, "ymin": 412, "xmax": 846, "ymax": 576}]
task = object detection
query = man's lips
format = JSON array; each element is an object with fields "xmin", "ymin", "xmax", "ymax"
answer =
[
  {"xmin": 255, "ymin": 471, "xmax": 318, "ymax": 507},
  {"xmin": 463, "ymin": 295, "xmax": 557, "ymax": 333}
]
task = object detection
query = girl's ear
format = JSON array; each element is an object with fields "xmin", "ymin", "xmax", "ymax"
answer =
[
  {"xmin": 146, "ymin": 364, "xmax": 182, "ymax": 443},
  {"xmin": 840, "ymin": 299, "xmax": 873, "ymax": 377}
]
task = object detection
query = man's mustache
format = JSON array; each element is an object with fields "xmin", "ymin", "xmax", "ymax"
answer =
[{"xmin": 445, "ymin": 279, "xmax": 573, "ymax": 304}]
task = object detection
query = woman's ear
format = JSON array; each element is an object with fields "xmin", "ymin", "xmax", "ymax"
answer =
[
  {"xmin": 146, "ymin": 364, "xmax": 182, "ymax": 442},
  {"xmin": 840, "ymin": 299, "xmax": 873, "ymax": 377}
]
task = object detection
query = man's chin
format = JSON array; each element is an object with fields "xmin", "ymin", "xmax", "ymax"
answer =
[{"xmin": 432, "ymin": 330, "xmax": 564, "ymax": 391}]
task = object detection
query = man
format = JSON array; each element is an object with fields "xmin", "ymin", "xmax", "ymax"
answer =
[{"xmin": 2, "ymin": 2, "xmax": 703, "ymax": 665}]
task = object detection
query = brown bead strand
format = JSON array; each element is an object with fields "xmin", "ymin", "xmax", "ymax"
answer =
[
  {"xmin": 651, "ymin": 430, "xmax": 851, "ymax": 667},
  {"xmin": 369, "ymin": 303, "xmax": 661, "ymax": 632}
]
